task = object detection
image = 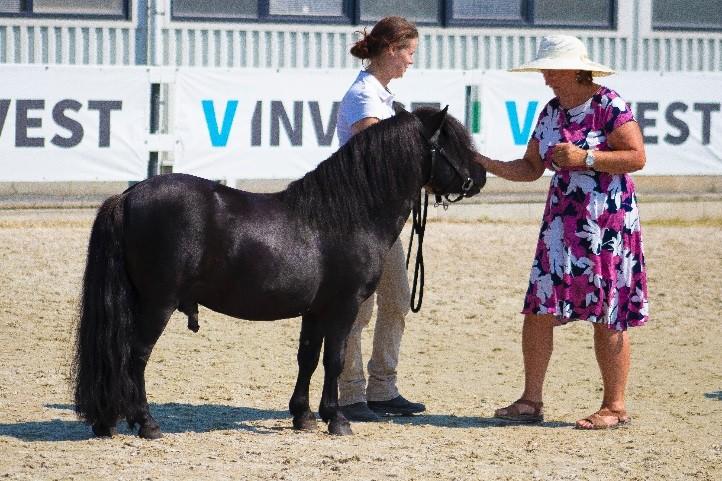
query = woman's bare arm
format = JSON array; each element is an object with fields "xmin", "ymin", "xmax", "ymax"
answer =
[
  {"xmin": 474, "ymin": 139, "xmax": 546, "ymax": 182},
  {"xmin": 351, "ymin": 117, "xmax": 380, "ymax": 136}
]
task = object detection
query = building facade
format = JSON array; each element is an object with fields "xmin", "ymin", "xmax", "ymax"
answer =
[{"xmin": 1, "ymin": 1, "xmax": 721, "ymax": 72}]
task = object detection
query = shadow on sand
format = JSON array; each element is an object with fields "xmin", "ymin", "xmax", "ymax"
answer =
[
  {"xmin": 0, "ymin": 403, "xmax": 289, "ymax": 442},
  {"xmin": 384, "ymin": 414, "xmax": 575, "ymax": 429},
  {"xmin": 0, "ymin": 404, "xmax": 577, "ymax": 442},
  {"xmin": 704, "ymin": 391, "xmax": 721, "ymax": 401}
]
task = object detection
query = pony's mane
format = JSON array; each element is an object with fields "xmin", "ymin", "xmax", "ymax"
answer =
[{"xmin": 281, "ymin": 112, "xmax": 427, "ymax": 230}]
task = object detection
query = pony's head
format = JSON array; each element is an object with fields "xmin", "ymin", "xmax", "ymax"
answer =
[
  {"xmin": 411, "ymin": 106, "xmax": 486, "ymax": 200},
  {"xmin": 283, "ymin": 104, "xmax": 486, "ymax": 230}
]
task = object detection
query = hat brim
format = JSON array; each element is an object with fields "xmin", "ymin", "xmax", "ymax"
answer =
[{"xmin": 509, "ymin": 58, "xmax": 615, "ymax": 77}]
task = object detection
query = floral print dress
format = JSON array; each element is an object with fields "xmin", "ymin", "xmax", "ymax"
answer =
[{"xmin": 521, "ymin": 86, "xmax": 649, "ymax": 331}]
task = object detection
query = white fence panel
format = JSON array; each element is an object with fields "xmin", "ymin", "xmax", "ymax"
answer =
[{"xmin": 0, "ymin": 21, "xmax": 135, "ymax": 65}]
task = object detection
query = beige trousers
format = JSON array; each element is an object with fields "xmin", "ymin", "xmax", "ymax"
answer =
[{"xmin": 338, "ymin": 237, "xmax": 411, "ymax": 406}]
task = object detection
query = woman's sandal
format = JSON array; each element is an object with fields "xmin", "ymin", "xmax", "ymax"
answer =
[
  {"xmin": 575, "ymin": 408, "xmax": 631, "ymax": 430},
  {"xmin": 493, "ymin": 399, "xmax": 544, "ymax": 424}
]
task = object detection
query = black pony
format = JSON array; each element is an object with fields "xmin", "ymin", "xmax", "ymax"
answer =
[{"xmin": 72, "ymin": 107, "xmax": 486, "ymax": 437}]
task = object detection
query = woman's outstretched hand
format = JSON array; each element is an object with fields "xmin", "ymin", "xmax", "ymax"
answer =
[{"xmin": 473, "ymin": 152, "xmax": 493, "ymax": 169}]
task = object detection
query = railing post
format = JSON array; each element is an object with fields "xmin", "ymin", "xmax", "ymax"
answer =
[
  {"xmin": 147, "ymin": 82, "xmax": 161, "ymax": 177},
  {"xmin": 135, "ymin": 0, "xmax": 149, "ymax": 65}
]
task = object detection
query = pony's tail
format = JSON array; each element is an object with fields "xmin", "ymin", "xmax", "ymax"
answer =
[{"xmin": 72, "ymin": 194, "xmax": 139, "ymax": 431}]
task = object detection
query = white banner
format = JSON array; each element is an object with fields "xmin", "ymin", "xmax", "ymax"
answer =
[
  {"xmin": 0, "ymin": 65, "xmax": 149, "ymax": 181},
  {"xmin": 173, "ymin": 68, "xmax": 469, "ymax": 181},
  {"xmin": 4, "ymin": 66, "xmax": 715, "ymax": 182},
  {"xmin": 475, "ymin": 71, "xmax": 722, "ymax": 175}
]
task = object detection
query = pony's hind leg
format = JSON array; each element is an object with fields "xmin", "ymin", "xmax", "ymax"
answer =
[
  {"xmin": 289, "ymin": 313, "xmax": 323, "ymax": 431},
  {"xmin": 129, "ymin": 302, "xmax": 174, "ymax": 439}
]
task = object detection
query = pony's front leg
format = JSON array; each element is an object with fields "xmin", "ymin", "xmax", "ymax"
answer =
[
  {"xmin": 319, "ymin": 321, "xmax": 354, "ymax": 436},
  {"xmin": 289, "ymin": 314, "xmax": 323, "ymax": 431}
]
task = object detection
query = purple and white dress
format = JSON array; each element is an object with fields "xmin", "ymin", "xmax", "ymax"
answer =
[{"xmin": 521, "ymin": 86, "xmax": 649, "ymax": 331}]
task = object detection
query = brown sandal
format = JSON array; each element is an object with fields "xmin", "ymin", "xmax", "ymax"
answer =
[
  {"xmin": 494, "ymin": 399, "xmax": 544, "ymax": 424},
  {"xmin": 575, "ymin": 408, "xmax": 631, "ymax": 430}
]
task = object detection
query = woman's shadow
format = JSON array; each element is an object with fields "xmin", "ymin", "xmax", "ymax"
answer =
[
  {"xmin": 0, "ymin": 403, "xmax": 289, "ymax": 442},
  {"xmin": 385, "ymin": 414, "xmax": 574, "ymax": 429}
]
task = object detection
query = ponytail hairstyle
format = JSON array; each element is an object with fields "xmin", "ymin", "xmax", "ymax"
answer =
[{"xmin": 350, "ymin": 16, "xmax": 418, "ymax": 61}]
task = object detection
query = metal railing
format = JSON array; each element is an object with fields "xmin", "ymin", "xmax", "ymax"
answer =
[
  {"xmin": 0, "ymin": 24, "xmax": 135, "ymax": 64},
  {"xmin": 1, "ymin": 0, "xmax": 720, "ymax": 72}
]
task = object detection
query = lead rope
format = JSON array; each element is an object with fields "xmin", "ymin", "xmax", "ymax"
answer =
[{"xmin": 406, "ymin": 190, "xmax": 429, "ymax": 313}]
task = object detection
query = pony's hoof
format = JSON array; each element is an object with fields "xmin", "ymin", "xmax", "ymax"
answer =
[
  {"xmin": 92, "ymin": 424, "xmax": 117, "ymax": 438},
  {"xmin": 138, "ymin": 425, "xmax": 163, "ymax": 439},
  {"xmin": 328, "ymin": 419, "xmax": 353, "ymax": 436},
  {"xmin": 292, "ymin": 412, "xmax": 317, "ymax": 431}
]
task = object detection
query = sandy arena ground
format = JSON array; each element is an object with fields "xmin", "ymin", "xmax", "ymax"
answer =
[{"xmin": 0, "ymin": 207, "xmax": 720, "ymax": 480}]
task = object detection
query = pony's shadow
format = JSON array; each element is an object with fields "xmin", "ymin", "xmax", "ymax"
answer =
[{"xmin": 0, "ymin": 403, "xmax": 289, "ymax": 442}]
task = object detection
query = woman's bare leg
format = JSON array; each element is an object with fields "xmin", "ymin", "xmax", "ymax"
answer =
[
  {"xmin": 495, "ymin": 314, "xmax": 556, "ymax": 416},
  {"xmin": 576, "ymin": 324, "xmax": 630, "ymax": 428}
]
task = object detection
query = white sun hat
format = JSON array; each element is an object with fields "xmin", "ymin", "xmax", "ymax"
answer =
[{"xmin": 509, "ymin": 35, "xmax": 615, "ymax": 77}]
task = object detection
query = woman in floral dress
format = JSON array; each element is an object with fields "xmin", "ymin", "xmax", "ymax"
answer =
[{"xmin": 474, "ymin": 35, "xmax": 649, "ymax": 429}]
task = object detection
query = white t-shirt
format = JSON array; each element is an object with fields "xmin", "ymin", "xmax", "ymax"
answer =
[{"xmin": 336, "ymin": 70, "xmax": 395, "ymax": 146}]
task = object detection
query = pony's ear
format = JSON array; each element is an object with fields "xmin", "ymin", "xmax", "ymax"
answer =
[
  {"xmin": 423, "ymin": 105, "xmax": 449, "ymax": 140},
  {"xmin": 392, "ymin": 101, "xmax": 407, "ymax": 115}
]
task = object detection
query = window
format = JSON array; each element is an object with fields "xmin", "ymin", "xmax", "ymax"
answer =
[
  {"xmin": 269, "ymin": 0, "xmax": 344, "ymax": 17},
  {"xmin": 360, "ymin": 0, "xmax": 438, "ymax": 24},
  {"xmin": 447, "ymin": 0, "xmax": 614, "ymax": 28},
  {"xmin": 173, "ymin": 0, "xmax": 351, "ymax": 23},
  {"xmin": 0, "ymin": 0, "xmax": 128, "ymax": 18},
  {"xmin": 532, "ymin": 0, "xmax": 613, "ymax": 28},
  {"xmin": 173, "ymin": 0, "xmax": 258, "ymax": 20},
  {"xmin": 652, "ymin": 0, "xmax": 722, "ymax": 30},
  {"xmin": 450, "ymin": 1, "xmax": 524, "ymax": 23},
  {"xmin": 0, "ymin": 0, "xmax": 22, "ymax": 14},
  {"xmin": 170, "ymin": 0, "xmax": 616, "ymax": 29}
]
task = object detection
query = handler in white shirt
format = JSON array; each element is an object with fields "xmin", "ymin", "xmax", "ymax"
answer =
[{"xmin": 335, "ymin": 16, "xmax": 426, "ymax": 422}]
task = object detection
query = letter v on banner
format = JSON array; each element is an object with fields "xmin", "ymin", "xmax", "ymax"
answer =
[
  {"xmin": 505, "ymin": 101, "xmax": 538, "ymax": 145},
  {"xmin": 202, "ymin": 100, "xmax": 238, "ymax": 147}
]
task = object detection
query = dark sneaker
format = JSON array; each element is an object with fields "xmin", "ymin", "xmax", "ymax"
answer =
[
  {"xmin": 368, "ymin": 395, "xmax": 426, "ymax": 416},
  {"xmin": 340, "ymin": 402, "xmax": 381, "ymax": 422}
]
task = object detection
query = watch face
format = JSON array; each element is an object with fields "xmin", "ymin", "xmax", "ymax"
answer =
[{"xmin": 585, "ymin": 151, "xmax": 595, "ymax": 167}]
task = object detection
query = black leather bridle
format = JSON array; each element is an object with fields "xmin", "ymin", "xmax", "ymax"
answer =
[
  {"xmin": 426, "ymin": 125, "xmax": 476, "ymax": 205},
  {"xmin": 406, "ymin": 119, "xmax": 478, "ymax": 312}
]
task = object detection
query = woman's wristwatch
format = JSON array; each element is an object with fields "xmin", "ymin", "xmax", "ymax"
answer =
[{"xmin": 585, "ymin": 150, "xmax": 596, "ymax": 169}]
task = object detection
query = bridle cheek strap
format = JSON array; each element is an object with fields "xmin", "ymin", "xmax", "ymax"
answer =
[{"xmin": 428, "ymin": 143, "xmax": 475, "ymax": 204}]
